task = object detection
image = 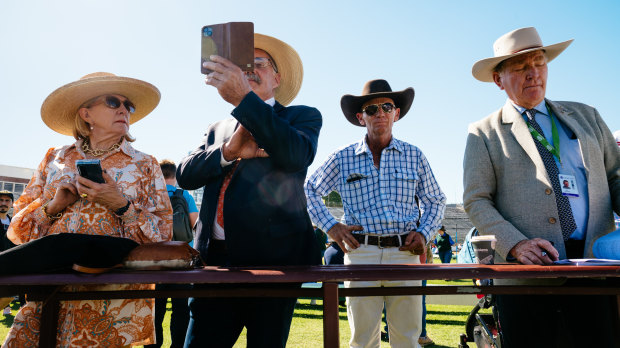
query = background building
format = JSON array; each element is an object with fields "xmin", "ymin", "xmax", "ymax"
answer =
[{"xmin": 0, "ymin": 164, "xmax": 34, "ymax": 206}]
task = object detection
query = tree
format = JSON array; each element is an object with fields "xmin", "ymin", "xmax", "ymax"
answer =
[{"xmin": 322, "ymin": 191, "xmax": 342, "ymax": 207}]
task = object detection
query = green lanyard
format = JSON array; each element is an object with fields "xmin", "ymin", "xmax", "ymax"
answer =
[{"xmin": 525, "ymin": 104, "xmax": 561, "ymax": 164}]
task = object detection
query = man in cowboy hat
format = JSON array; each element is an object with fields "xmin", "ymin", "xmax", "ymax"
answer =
[
  {"xmin": 464, "ymin": 27, "xmax": 620, "ymax": 346},
  {"xmin": 305, "ymin": 79, "xmax": 446, "ymax": 347},
  {"xmin": 177, "ymin": 33, "xmax": 322, "ymax": 347}
]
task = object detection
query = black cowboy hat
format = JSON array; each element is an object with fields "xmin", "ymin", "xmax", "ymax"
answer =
[{"xmin": 340, "ymin": 79, "xmax": 415, "ymax": 127}]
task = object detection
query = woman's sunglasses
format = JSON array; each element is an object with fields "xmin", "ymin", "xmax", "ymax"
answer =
[
  {"xmin": 362, "ymin": 103, "xmax": 396, "ymax": 116},
  {"xmin": 87, "ymin": 95, "xmax": 136, "ymax": 114}
]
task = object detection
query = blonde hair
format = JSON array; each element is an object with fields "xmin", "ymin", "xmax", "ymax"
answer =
[{"xmin": 72, "ymin": 95, "xmax": 135, "ymax": 142}]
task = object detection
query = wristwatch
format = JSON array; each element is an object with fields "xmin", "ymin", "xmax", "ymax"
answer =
[{"xmin": 114, "ymin": 200, "xmax": 131, "ymax": 216}]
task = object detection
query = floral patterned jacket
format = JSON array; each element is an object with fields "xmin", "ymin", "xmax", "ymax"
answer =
[{"xmin": 3, "ymin": 139, "xmax": 172, "ymax": 348}]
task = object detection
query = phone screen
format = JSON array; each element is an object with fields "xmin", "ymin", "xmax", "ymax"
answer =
[{"xmin": 76, "ymin": 159, "xmax": 105, "ymax": 184}]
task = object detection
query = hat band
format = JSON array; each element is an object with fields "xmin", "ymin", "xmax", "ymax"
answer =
[{"xmin": 510, "ymin": 45, "xmax": 543, "ymax": 55}]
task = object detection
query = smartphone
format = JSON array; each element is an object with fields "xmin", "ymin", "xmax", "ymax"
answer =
[
  {"xmin": 76, "ymin": 159, "xmax": 105, "ymax": 184},
  {"xmin": 201, "ymin": 22, "xmax": 254, "ymax": 74}
]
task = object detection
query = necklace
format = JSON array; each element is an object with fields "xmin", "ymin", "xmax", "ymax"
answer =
[{"xmin": 82, "ymin": 139, "xmax": 122, "ymax": 157}]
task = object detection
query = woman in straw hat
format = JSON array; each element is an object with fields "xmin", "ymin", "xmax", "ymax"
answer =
[{"xmin": 3, "ymin": 72, "xmax": 172, "ymax": 347}]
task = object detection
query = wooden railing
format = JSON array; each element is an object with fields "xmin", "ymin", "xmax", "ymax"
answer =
[{"xmin": 2, "ymin": 263, "xmax": 620, "ymax": 347}]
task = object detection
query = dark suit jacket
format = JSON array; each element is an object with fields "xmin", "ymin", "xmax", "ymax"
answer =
[{"xmin": 177, "ymin": 92, "xmax": 323, "ymax": 266}]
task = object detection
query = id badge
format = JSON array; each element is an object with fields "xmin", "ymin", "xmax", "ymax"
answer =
[{"xmin": 558, "ymin": 173, "xmax": 579, "ymax": 197}]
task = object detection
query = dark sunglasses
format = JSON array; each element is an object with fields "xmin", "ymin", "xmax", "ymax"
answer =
[
  {"xmin": 362, "ymin": 103, "xmax": 396, "ymax": 116},
  {"xmin": 88, "ymin": 96, "xmax": 135, "ymax": 114}
]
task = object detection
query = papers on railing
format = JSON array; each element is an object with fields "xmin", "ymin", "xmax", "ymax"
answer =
[{"xmin": 553, "ymin": 258, "xmax": 620, "ymax": 266}]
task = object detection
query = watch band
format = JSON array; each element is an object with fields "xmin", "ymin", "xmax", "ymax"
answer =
[{"xmin": 114, "ymin": 200, "xmax": 131, "ymax": 216}]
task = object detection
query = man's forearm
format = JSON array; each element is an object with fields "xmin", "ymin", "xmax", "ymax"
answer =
[{"xmin": 231, "ymin": 92, "xmax": 321, "ymax": 171}]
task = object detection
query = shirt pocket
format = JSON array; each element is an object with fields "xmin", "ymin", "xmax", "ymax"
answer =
[
  {"xmin": 390, "ymin": 171, "xmax": 418, "ymax": 205},
  {"xmin": 342, "ymin": 172, "xmax": 375, "ymax": 212}
]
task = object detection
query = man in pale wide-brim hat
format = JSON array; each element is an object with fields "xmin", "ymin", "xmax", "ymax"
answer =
[
  {"xmin": 463, "ymin": 27, "xmax": 620, "ymax": 347},
  {"xmin": 305, "ymin": 79, "xmax": 446, "ymax": 347},
  {"xmin": 177, "ymin": 33, "xmax": 322, "ymax": 348}
]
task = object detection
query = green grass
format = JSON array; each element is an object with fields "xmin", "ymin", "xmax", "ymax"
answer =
[{"xmin": 1, "ymin": 298, "xmax": 481, "ymax": 347}]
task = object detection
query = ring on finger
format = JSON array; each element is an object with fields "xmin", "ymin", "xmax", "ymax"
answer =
[{"xmin": 541, "ymin": 251, "xmax": 547, "ymax": 257}]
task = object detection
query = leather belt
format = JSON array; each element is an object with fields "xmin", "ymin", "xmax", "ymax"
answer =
[{"xmin": 352, "ymin": 234, "xmax": 404, "ymax": 248}]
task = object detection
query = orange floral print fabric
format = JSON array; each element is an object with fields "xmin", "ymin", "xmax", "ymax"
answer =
[{"xmin": 3, "ymin": 139, "xmax": 172, "ymax": 347}]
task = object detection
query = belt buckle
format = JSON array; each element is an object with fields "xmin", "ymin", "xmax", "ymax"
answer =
[{"xmin": 377, "ymin": 236, "xmax": 384, "ymax": 249}]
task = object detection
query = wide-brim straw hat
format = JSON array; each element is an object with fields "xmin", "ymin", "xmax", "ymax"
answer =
[
  {"xmin": 254, "ymin": 33, "xmax": 303, "ymax": 106},
  {"xmin": 472, "ymin": 27, "xmax": 573, "ymax": 82},
  {"xmin": 340, "ymin": 79, "xmax": 415, "ymax": 127},
  {"xmin": 41, "ymin": 72, "xmax": 160, "ymax": 136}
]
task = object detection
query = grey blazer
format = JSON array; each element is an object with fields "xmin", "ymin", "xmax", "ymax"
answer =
[{"xmin": 463, "ymin": 99, "xmax": 620, "ymax": 264}]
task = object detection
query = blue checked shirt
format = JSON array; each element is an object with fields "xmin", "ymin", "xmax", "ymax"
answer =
[{"xmin": 305, "ymin": 137, "xmax": 446, "ymax": 242}]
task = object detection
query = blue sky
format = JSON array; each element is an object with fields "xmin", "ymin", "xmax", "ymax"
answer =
[{"xmin": 1, "ymin": 0, "xmax": 618, "ymax": 203}]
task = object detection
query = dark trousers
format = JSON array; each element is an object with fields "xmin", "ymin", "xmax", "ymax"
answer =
[
  {"xmin": 184, "ymin": 290, "xmax": 298, "ymax": 348},
  {"xmin": 145, "ymin": 284, "xmax": 191, "ymax": 348},
  {"xmin": 184, "ymin": 240, "xmax": 299, "ymax": 348},
  {"xmin": 438, "ymin": 250, "xmax": 451, "ymax": 264},
  {"xmin": 324, "ymin": 243, "xmax": 344, "ymax": 265},
  {"xmin": 496, "ymin": 281, "xmax": 618, "ymax": 348}
]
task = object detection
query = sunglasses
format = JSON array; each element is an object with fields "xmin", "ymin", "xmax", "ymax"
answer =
[
  {"xmin": 362, "ymin": 103, "xmax": 396, "ymax": 116},
  {"xmin": 87, "ymin": 95, "xmax": 135, "ymax": 114},
  {"xmin": 254, "ymin": 57, "xmax": 278, "ymax": 73}
]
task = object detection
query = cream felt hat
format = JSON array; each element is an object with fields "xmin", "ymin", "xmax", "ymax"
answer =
[
  {"xmin": 41, "ymin": 72, "xmax": 160, "ymax": 136},
  {"xmin": 472, "ymin": 27, "xmax": 573, "ymax": 82},
  {"xmin": 254, "ymin": 33, "xmax": 303, "ymax": 106}
]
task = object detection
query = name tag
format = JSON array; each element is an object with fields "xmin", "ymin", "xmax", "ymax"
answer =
[{"xmin": 559, "ymin": 173, "xmax": 579, "ymax": 197}]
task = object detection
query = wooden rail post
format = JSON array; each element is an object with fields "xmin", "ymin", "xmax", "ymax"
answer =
[{"xmin": 323, "ymin": 282, "xmax": 340, "ymax": 347}]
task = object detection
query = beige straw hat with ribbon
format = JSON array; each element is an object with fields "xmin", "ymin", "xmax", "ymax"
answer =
[
  {"xmin": 41, "ymin": 72, "xmax": 160, "ymax": 136},
  {"xmin": 472, "ymin": 27, "xmax": 573, "ymax": 82},
  {"xmin": 254, "ymin": 33, "xmax": 303, "ymax": 106}
]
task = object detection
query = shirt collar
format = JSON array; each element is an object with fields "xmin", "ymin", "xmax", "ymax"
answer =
[
  {"xmin": 354, "ymin": 136, "xmax": 403, "ymax": 156},
  {"xmin": 510, "ymin": 99, "xmax": 548, "ymax": 117},
  {"xmin": 62, "ymin": 138, "xmax": 134, "ymax": 160},
  {"xmin": 118, "ymin": 138, "xmax": 135, "ymax": 157},
  {"xmin": 265, "ymin": 97, "xmax": 276, "ymax": 107}
]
